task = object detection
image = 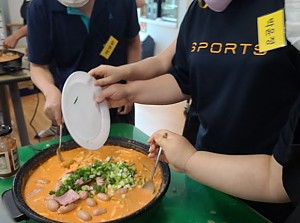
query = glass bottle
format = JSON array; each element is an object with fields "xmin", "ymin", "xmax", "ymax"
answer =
[{"xmin": 0, "ymin": 125, "xmax": 20, "ymax": 178}]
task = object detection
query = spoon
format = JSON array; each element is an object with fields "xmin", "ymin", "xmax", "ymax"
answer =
[
  {"xmin": 143, "ymin": 146, "xmax": 163, "ymax": 193},
  {"xmin": 56, "ymin": 124, "xmax": 64, "ymax": 162}
]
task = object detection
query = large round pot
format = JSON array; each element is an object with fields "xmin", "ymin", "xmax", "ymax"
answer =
[
  {"xmin": 13, "ymin": 137, "xmax": 170, "ymax": 223},
  {"xmin": 0, "ymin": 50, "xmax": 24, "ymax": 74}
]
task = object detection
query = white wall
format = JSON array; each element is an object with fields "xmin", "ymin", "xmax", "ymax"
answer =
[
  {"xmin": 0, "ymin": 0, "xmax": 10, "ymax": 24},
  {"xmin": 7, "ymin": 0, "xmax": 23, "ymax": 23},
  {"xmin": 1, "ymin": 0, "xmax": 26, "ymax": 47}
]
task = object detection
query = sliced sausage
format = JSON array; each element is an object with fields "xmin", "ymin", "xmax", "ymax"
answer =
[
  {"xmin": 96, "ymin": 193, "xmax": 110, "ymax": 201},
  {"xmin": 57, "ymin": 203, "xmax": 77, "ymax": 214},
  {"xmin": 85, "ymin": 198, "xmax": 97, "ymax": 207},
  {"xmin": 92, "ymin": 208, "xmax": 107, "ymax": 216},
  {"xmin": 77, "ymin": 210, "xmax": 92, "ymax": 221},
  {"xmin": 47, "ymin": 199, "xmax": 60, "ymax": 212}
]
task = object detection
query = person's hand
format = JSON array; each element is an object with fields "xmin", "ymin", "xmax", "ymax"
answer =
[
  {"xmin": 89, "ymin": 65, "xmax": 125, "ymax": 86},
  {"xmin": 95, "ymin": 83, "xmax": 131, "ymax": 108},
  {"xmin": 44, "ymin": 86, "xmax": 63, "ymax": 125},
  {"xmin": 148, "ymin": 130, "xmax": 196, "ymax": 173},
  {"xmin": 3, "ymin": 34, "xmax": 18, "ymax": 49},
  {"xmin": 117, "ymin": 103, "xmax": 133, "ymax": 115}
]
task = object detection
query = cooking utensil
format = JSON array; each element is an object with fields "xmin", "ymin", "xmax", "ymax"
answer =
[
  {"xmin": 13, "ymin": 138, "xmax": 170, "ymax": 223},
  {"xmin": 143, "ymin": 132, "xmax": 168, "ymax": 193},
  {"xmin": 143, "ymin": 146, "xmax": 163, "ymax": 193},
  {"xmin": 0, "ymin": 49, "xmax": 24, "ymax": 74},
  {"xmin": 56, "ymin": 124, "xmax": 63, "ymax": 162}
]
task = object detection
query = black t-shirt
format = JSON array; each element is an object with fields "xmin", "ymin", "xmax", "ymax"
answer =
[
  {"xmin": 172, "ymin": 0, "xmax": 300, "ymax": 157},
  {"xmin": 27, "ymin": 0, "xmax": 140, "ymax": 89},
  {"xmin": 20, "ymin": 0, "xmax": 31, "ymax": 24},
  {"xmin": 277, "ymin": 94, "xmax": 300, "ymax": 222},
  {"xmin": 171, "ymin": 0, "xmax": 300, "ymax": 221}
]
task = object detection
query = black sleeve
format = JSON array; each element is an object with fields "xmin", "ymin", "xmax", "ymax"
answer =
[
  {"xmin": 273, "ymin": 93, "xmax": 300, "ymax": 165},
  {"xmin": 170, "ymin": 3, "xmax": 193, "ymax": 96},
  {"xmin": 277, "ymin": 93, "xmax": 300, "ymax": 207},
  {"xmin": 124, "ymin": 0, "xmax": 140, "ymax": 39},
  {"xmin": 285, "ymin": 204, "xmax": 300, "ymax": 223},
  {"xmin": 20, "ymin": 0, "xmax": 31, "ymax": 24},
  {"xmin": 283, "ymin": 144, "xmax": 300, "ymax": 205}
]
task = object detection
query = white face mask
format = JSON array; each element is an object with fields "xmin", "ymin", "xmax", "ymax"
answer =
[
  {"xmin": 204, "ymin": 0, "xmax": 232, "ymax": 12},
  {"xmin": 285, "ymin": 0, "xmax": 300, "ymax": 51},
  {"xmin": 57, "ymin": 0, "xmax": 89, "ymax": 8}
]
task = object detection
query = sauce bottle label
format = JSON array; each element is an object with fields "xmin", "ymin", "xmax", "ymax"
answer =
[
  {"xmin": 11, "ymin": 148, "xmax": 20, "ymax": 170},
  {"xmin": 0, "ymin": 152, "xmax": 12, "ymax": 174}
]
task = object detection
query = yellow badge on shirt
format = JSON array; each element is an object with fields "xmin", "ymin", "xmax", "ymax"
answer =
[
  {"xmin": 257, "ymin": 9, "xmax": 286, "ymax": 52},
  {"xmin": 100, "ymin": 36, "xmax": 119, "ymax": 60}
]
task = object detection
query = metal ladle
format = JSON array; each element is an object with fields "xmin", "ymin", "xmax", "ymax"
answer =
[
  {"xmin": 56, "ymin": 124, "xmax": 64, "ymax": 162},
  {"xmin": 143, "ymin": 146, "xmax": 163, "ymax": 193},
  {"xmin": 143, "ymin": 132, "xmax": 168, "ymax": 193}
]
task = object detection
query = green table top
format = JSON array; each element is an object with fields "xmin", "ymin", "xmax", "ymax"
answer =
[{"xmin": 0, "ymin": 124, "xmax": 270, "ymax": 223}]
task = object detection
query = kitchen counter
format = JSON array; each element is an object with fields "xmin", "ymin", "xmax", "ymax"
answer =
[
  {"xmin": 0, "ymin": 124, "xmax": 270, "ymax": 223},
  {"xmin": 0, "ymin": 52, "xmax": 31, "ymax": 146}
]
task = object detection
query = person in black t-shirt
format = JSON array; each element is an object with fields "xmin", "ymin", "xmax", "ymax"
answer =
[
  {"xmin": 93, "ymin": 0, "xmax": 300, "ymax": 222},
  {"xmin": 89, "ymin": 39, "xmax": 200, "ymax": 146},
  {"xmin": 147, "ymin": 90, "xmax": 300, "ymax": 223},
  {"xmin": 27, "ymin": 0, "xmax": 140, "ymax": 135}
]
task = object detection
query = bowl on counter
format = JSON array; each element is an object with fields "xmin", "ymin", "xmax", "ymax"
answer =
[{"xmin": 0, "ymin": 50, "xmax": 24, "ymax": 74}]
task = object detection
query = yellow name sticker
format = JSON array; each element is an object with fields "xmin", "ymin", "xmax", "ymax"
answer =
[
  {"xmin": 100, "ymin": 36, "xmax": 119, "ymax": 60},
  {"xmin": 257, "ymin": 9, "xmax": 286, "ymax": 52}
]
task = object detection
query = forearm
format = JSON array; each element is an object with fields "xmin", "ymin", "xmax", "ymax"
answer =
[
  {"xmin": 3, "ymin": 25, "xmax": 27, "ymax": 49},
  {"xmin": 30, "ymin": 63, "xmax": 57, "ymax": 96},
  {"xmin": 127, "ymin": 74, "xmax": 187, "ymax": 104},
  {"xmin": 90, "ymin": 40, "xmax": 176, "ymax": 85},
  {"xmin": 13, "ymin": 26, "xmax": 27, "ymax": 40},
  {"xmin": 124, "ymin": 39, "xmax": 176, "ymax": 81},
  {"xmin": 127, "ymin": 35, "xmax": 141, "ymax": 64},
  {"xmin": 185, "ymin": 152, "xmax": 289, "ymax": 203},
  {"xmin": 125, "ymin": 57, "xmax": 171, "ymax": 81}
]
